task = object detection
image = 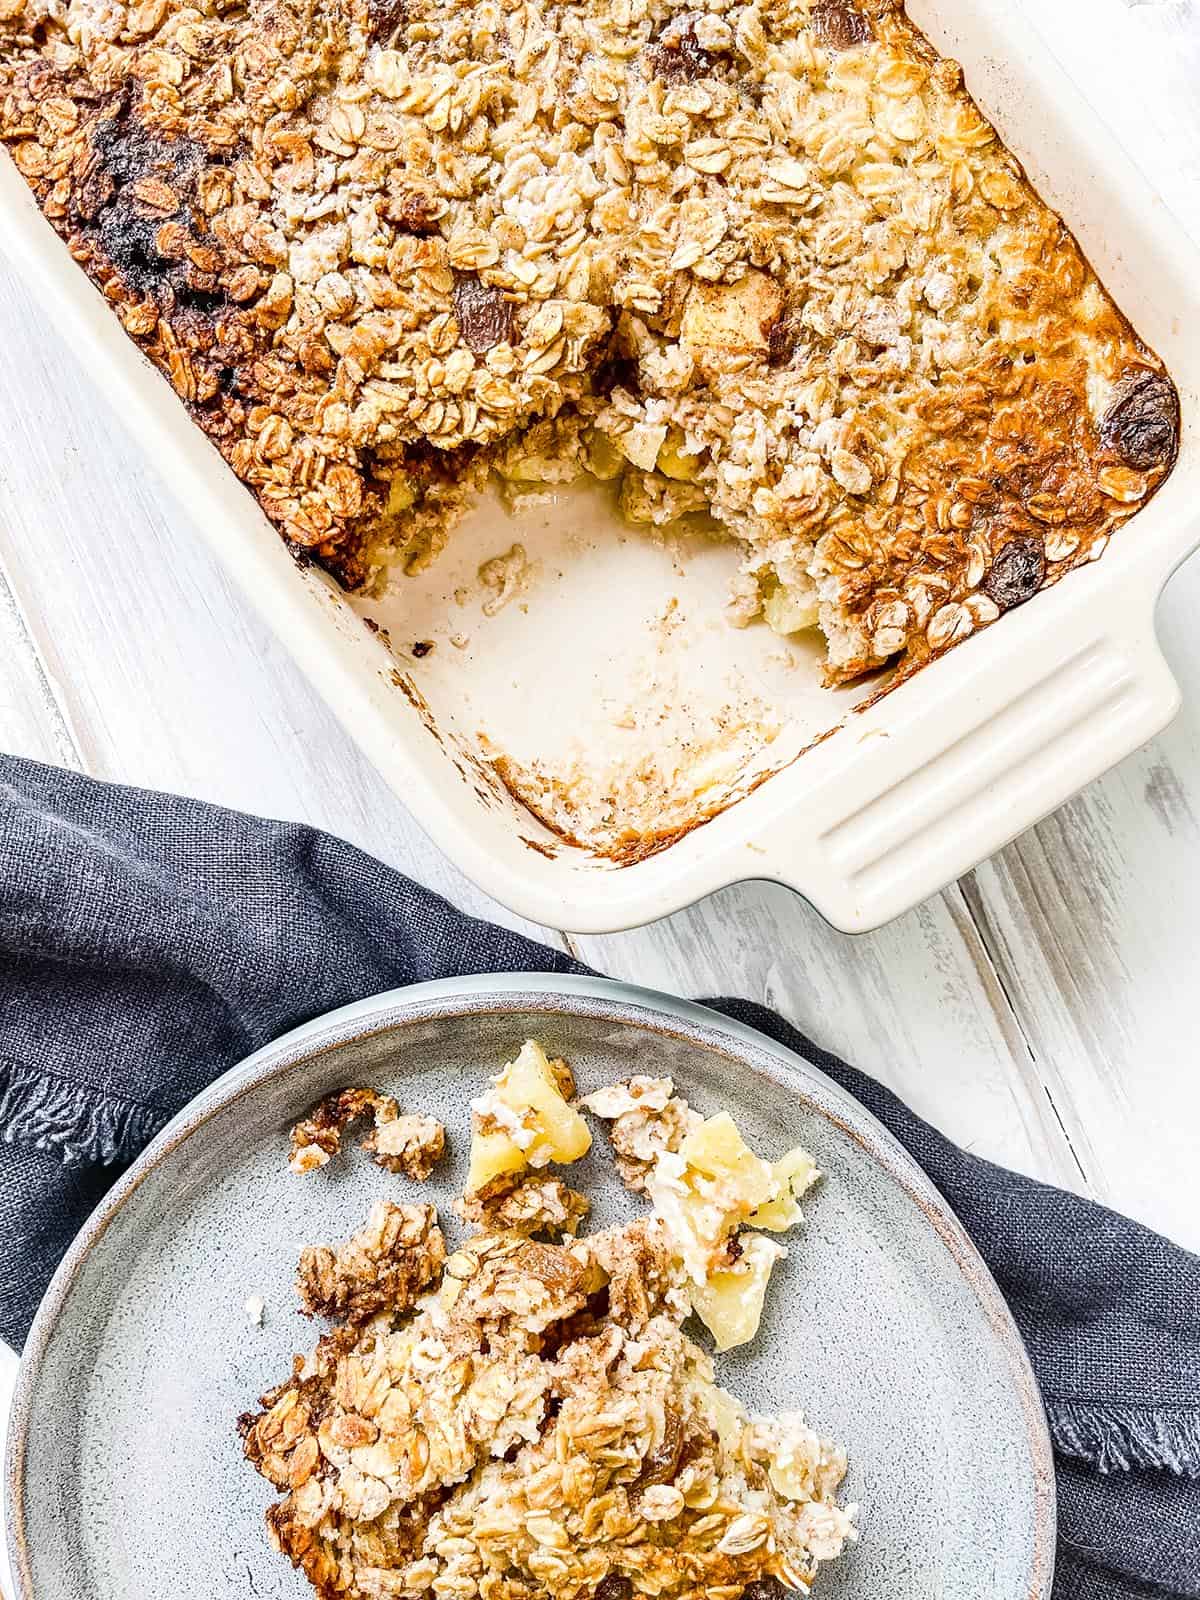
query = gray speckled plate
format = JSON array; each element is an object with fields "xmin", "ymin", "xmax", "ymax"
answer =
[{"xmin": 5, "ymin": 975, "xmax": 1054, "ymax": 1599}]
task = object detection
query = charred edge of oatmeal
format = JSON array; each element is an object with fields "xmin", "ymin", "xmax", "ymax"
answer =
[
  {"xmin": 70, "ymin": 87, "xmax": 239, "ymax": 331},
  {"xmin": 53, "ymin": 91, "xmax": 409, "ymax": 594}
]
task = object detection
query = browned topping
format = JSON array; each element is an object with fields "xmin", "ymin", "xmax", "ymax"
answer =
[
  {"xmin": 240, "ymin": 1053, "xmax": 854, "ymax": 1600},
  {"xmin": 288, "ymin": 1086, "xmax": 394, "ymax": 1172},
  {"xmin": 244, "ymin": 1210, "xmax": 852, "ymax": 1599},
  {"xmin": 296, "ymin": 1200, "xmax": 444, "ymax": 1322},
  {"xmin": 288, "ymin": 1086, "xmax": 398, "ymax": 1173},
  {"xmin": 411, "ymin": 638, "xmax": 434, "ymax": 657},
  {"xmin": 0, "ymin": 0, "xmax": 1176, "ymax": 750},
  {"xmin": 645, "ymin": 17, "xmax": 715, "ymax": 84},
  {"xmin": 810, "ymin": 0, "xmax": 873, "ymax": 52},
  {"xmin": 982, "ymin": 536, "xmax": 1047, "ymax": 612},
  {"xmin": 1101, "ymin": 369, "xmax": 1181, "ymax": 471},
  {"xmin": 361, "ymin": 1112, "xmax": 446, "ymax": 1179},
  {"xmin": 289, "ymin": 1087, "xmax": 445, "ymax": 1179},
  {"xmin": 452, "ymin": 276, "xmax": 515, "ymax": 355}
]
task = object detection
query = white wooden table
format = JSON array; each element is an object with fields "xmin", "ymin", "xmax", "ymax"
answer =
[{"xmin": 1, "ymin": 0, "xmax": 1198, "ymax": 1589}]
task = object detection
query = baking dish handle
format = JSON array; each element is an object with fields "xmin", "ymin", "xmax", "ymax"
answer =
[{"xmin": 750, "ymin": 611, "xmax": 1180, "ymax": 934}]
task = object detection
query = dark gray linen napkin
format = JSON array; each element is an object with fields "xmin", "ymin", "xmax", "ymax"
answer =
[{"xmin": 0, "ymin": 753, "xmax": 1196, "ymax": 1599}]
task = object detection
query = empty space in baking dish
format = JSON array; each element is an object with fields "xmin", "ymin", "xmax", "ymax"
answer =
[{"xmin": 351, "ymin": 482, "xmax": 878, "ymax": 857}]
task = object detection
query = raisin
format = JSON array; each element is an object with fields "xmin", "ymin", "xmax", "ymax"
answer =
[
  {"xmin": 740, "ymin": 1582, "xmax": 788, "ymax": 1600},
  {"xmin": 767, "ymin": 315, "xmax": 799, "ymax": 368},
  {"xmin": 637, "ymin": 1406, "xmax": 684, "ymax": 1487},
  {"xmin": 1100, "ymin": 369, "xmax": 1180, "ymax": 472},
  {"xmin": 452, "ymin": 276, "xmax": 515, "ymax": 355},
  {"xmin": 810, "ymin": 0, "xmax": 873, "ymax": 50},
  {"xmin": 594, "ymin": 1576, "xmax": 632, "ymax": 1600},
  {"xmin": 367, "ymin": 0, "xmax": 406, "ymax": 41},
  {"xmin": 411, "ymin": 640, "xmax": 434, "ymax": 658},
  {"xmin": 982, "ymin": 536, "xmax": 1046, "ymax": 611},
  {"xmin": 645, "ymin": 17, "xmax": 714, "ymax": 84}
]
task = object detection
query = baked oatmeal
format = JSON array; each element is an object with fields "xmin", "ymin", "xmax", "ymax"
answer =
[
  {"xmin": 291, "ymin": 1087, "xmax": 446, "ymax": 1180},
  {"xmin": 242, "ymin": 1043, "xmax": 851, "ymax": 1598},
  {"xmin": 0, "ymin": 0, "xmax": 1179, "ymax": 686}
]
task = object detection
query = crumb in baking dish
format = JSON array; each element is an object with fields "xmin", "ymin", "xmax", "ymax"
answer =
[
  {"xmin": 0, "ymin": 0, "xmax": 1179, "ymax": 690},
  {"xmin": 241, "ymin": 1043, "xmax": 849, "ymax": 1600}
]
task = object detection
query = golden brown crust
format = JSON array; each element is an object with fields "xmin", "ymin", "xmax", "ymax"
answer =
[{"xmin": 455, "ymin": 1172, "xmax": 591, "ymax": 1235}]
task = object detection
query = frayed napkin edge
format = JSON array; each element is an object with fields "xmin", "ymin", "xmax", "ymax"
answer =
[
  {"xmin": 0, "ymin": 1057, "xmax": 163, "ymax": 1165},
  {"xmin": 1049, "ymin": 1398, "xmax": 1200, "ymax": 1477}
]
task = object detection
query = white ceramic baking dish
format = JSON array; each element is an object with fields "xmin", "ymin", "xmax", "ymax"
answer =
[{"xmin": 1, "ymin": 0, "xmax": 1197, "ymax": 935}]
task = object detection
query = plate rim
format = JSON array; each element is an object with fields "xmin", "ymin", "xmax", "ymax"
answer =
[{"xmin": 4, "ymin": 972, "xmax": 1056, "ymax": 1598}]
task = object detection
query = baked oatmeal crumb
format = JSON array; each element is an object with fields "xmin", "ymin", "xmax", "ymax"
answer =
[
  {"xmin": 456, "ymin": 1172, "xmax": 590, "ymax": 1237},
  {"xmin": 289, "ymin": 1087, "xmax": 444, "ymax": 1179},
  {"xmin": 296, "ymin": 1200, "xmax": 444, "ymax": 1323},
  {"xmin": 582, "ymin": 1076, "xmax": 701, "ymax": 1192},
  {"xmin": 246, "ymin": 1210, "xmax": 852, "ymax": 1600},
  {"xmin": 0, "ymin": 0, "xmax": 1175, "ymax": 709},
  {"xmin": 288, "ymin": 1086, "xmax": 399, "ymax": 1174},
  {"xmin": 361, "ymin": 1112, "xmax": 445, "ymax": 1180},
  {"xmin": 244, "ymin": 1048, "xmax": 855, "ymax": 1600}
]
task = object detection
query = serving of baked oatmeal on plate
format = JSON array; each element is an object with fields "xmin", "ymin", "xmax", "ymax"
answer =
[{"xmin": 7, "ymin": 978, "xmax": 1054, "ymax": 1600}]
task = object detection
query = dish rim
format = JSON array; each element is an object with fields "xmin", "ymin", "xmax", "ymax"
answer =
[{"xmin": 4, "ymin": 971, "xmax": 1056, "ymax": 1600}]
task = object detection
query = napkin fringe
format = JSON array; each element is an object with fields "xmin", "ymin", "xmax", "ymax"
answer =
[
  {"xmin": 1048, "ymin": 1397, "xmax": 1200, "ymax": 1476},
  {"xmin": 0, "ymin": 1058, "xmax": 163, "ymax": 1166}
]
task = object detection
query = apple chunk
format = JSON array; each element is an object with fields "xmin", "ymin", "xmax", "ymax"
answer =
[
  {"xmin": 681, "ymin": 271, "xmax": 784, "ymax": 376},
  {"xmin": 748, "ymin": 1145, "xmax": 819, "ymax": 1232},
  {"xmin": 466, "ymin": 1040, "xmax": 591, "ymax": 1194},
  {"xmin": 691, "ymin": 1234, "xmax": 787, "ymax": 1353}
]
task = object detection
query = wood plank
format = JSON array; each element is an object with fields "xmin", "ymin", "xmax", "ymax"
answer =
[
  {"xmin": 0, "ymin": 561, "xmax": 83, "ymax": 770},
  {"xmin": 959, "ymin": 564, "xmax": 1200, "ymax": 1252}
]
